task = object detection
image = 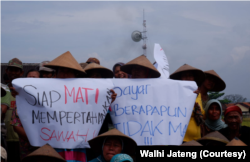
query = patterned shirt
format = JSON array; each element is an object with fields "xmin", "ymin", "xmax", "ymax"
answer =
[
  {"xmin": 10, "ymin": 105, "xmax": 37, "ymax": 159},
  {"xmin": 55, "ymin": 148, "xmax": 87, "ymax": 162}
]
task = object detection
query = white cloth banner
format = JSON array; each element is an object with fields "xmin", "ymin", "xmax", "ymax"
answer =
[
  {"xmin": 110, "ymin": 79, "xmax": 197, "ymax": 145},
  {"xmin": 154, "ymin": 44, "xmax": 170, "ymax": 78},
  {"xmin": 12, "ymin": 78, "xmax": 114, "ymax": 149}
]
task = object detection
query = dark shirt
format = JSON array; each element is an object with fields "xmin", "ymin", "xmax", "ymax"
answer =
[{"xmin": 219, "ymin": 126, "xmax": 250, "ymax": 146}]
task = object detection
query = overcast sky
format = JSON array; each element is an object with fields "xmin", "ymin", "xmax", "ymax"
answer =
[{"xmin": 1, "ymin": 1, "xmax": 250, "ymax": 101}]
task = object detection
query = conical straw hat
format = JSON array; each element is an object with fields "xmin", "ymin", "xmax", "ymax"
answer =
[
  {"xmin": 88, "ymin": 128, "xmax": 137, "ymax": 157},
  {"xmin": 121, "ymin": 55, "xmax": 161, "ymax": 78},
  {"xmin": 170, "ymin": 64, "xmax": 205, "ymax": 86},
  {"xmin": 226, "ymin": 138, "xmax": 247, "ymax": 146},
  {"xmin": 180, "ymin": 140, "xmax": 203, "ymax": 146},
  {"xmin": 22, "ymin": 144, "xmax": 66, "ymax": 162},
  {"xmin": 44, "ymin": 51, "xmax": 86, "ymax": 75},
  {"xmin": 204, "ymin": 70, "xmax": 226, "ymax": 92},
  {"xmin": 197, "ymin": 131, "xmax": 229, "ymax": 145},
  {"xmin": 79, "ymin": 62, "xmax": 88, "ymax": 69},
  {"xmin": 84, "ymin": 63, "xmax": 114, "ymax": 78}
]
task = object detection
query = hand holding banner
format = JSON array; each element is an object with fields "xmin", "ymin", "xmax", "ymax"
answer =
[{"xmin": 13, "ymin": 78, "xmax": 198, "ymax": 148}]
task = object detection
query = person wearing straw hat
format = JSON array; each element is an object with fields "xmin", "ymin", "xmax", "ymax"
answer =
[
  {"xmin": 43, "ymin": 51, "xmax": 89, "ymax": 162},
  {"xmin": 10, "ymin": 51, "xmax": 88, "ymax": 161},
  {"xmin": 197, "ymin": 131, "xmax": 229, "ymax": 146},
  {"xmin": 200, "ymin": 99, "xmax": 227, "ymax": 137},
  {"xmin": 199, "ymin": 70, "xmax": 226, "ymax": 108},
  {"xmin": 83, "ymin": 63, "xmax": 117, "ymax": 135},
  {"xmin": 170, "ymin": 64, "xmax": 206, "ymax": 142},
  {"xmin": 39, "ymin": 61, "xmax": 56, "ymax": 78},
  {"xmin": 44, "ymin": 51, "xmax": 86, "ymax": 78},
  {"xmin": 9, "ymin": 61, "xmax": 38, "ymax": 161},
  {"xmin": 45, "ymin": 51, "xmax": 118, "ymax": 162},
  {"xmin": 219, "ymin": 106, "xmax": 250, "ymax": 146},
  {"xmin": 120, "ymin": 55, "xmax": 161, "ymax": 78},
  {"xmin": 84, "ymin": 63, "xmax": 114, "ymax": 79},
  {"xmin": 5, "ymin": 58, "xmax": 24, "ymax": 162},
  {"xmin": 22, "ymin": 144, "xmax": 66, "ymax": 162},
  {"xmin": 88, "ymin": 128, "xmax": 137, "ymax": 162}
]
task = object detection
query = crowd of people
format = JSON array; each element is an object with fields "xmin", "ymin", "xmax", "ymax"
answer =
[{"xmin": 1, "ymin": 51, "xmax": 249, "ymax": 162}]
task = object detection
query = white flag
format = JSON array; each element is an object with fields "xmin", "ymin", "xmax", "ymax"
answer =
[{"xmin": 153, "ymin": 44, "xmax": 169, "ymax": 78}]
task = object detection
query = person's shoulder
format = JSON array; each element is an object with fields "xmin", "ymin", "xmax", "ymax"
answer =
[
  {"xmin": 89, "ymin": 155, "xmax": 105, "ymax": 162},
  {"xmin": 88, "ymin": 157, "xmax": 102, "ymax": 162},
  {"xmin": 241, "ymin": 126, "xmax": 250, "ymax": 132},
  {"xmin": 218, "ymin": 126, "xmax": 228, "ymax": 134}
]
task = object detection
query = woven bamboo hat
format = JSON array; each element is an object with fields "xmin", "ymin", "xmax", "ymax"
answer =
[
  {"xmin": 84, "ymin": 63, "xmax": 113, "ymax": 78},
  {"xmin": 44, "ymin": 51, "xmax": 86, "ymax": 75},
  {"xmin": 204, "ymin": 70, "xmax": 226, "ymax": 92},
  {"xmin": 120, "ymin": 55, "xmax": 161, "ymax": 78},
  {"xmin": 197, "ymin": 131, "xmax": 229, "ymax": 146},
  {"xmin": 79, "ymin": 62, "xmax": 88, "ymax": 69},
  {"xmin": 88, "ymin": 128, "xmax": 137, "ymax": 157},
  {"xmin": 170, "ymin": 64, "xmax": 205, "ymax": 86},
  {"xmin": 180, "ymin": 140, "xmax": 203, "ymax": 146},
  {"xmin": 22, "ymin": 144, "xmax": 66, "ymax": 162},
  {"xmin": 226, "ymin": 138, "xmax": 247, "ymax": 146}
]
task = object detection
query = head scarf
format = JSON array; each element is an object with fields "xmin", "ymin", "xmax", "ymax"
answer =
[
  {"xmin": 110, "ymin": 154, "xmax": 133, "ymax": 162},
  {"xmin": 224, "ymin": 105, "xmax": 242, "ymax": 117},
  {"xmin": 204, "ymin": 99, "xmax": 227, "ymax": 130}
]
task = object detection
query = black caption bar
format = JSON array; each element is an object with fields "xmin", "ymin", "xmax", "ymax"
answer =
[{"xmin": 136, "ymin": 146, "xmax": 250, "ymax": 161}]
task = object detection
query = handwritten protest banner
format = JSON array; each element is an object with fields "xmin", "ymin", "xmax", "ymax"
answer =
[
  {"xmin": 110, "ymin": 79, "xmax": 197, "ymax": 145},
  {"xmin": 154, "ymin": 44, "xmax": 170, "ymax": 78},
  {"xmin": 12, "ymin": 78, "xmax": 114, "ymax": 149}
]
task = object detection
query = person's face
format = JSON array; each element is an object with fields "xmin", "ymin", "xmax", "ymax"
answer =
[
  {"xmin": 40, "ymin": 71, "xmax": 55, "ymax": 78},
  {"xmin": 56, "ymin": 67, "xmax": 76, "ymax": 78},
  {"xmin": 89, "ymin": 70, "xmax": 102, "ymax": 78},
  {"xmin": 203, "ymin": 76, "xmax": 215, "ymax": 90},
  {"xmin": 114, "ymin": 66, "xmax": 128, "ymax": 78},
  {"xmin": 27, "ymin": 71, "xmax": 40, "ymax": 78},
  {"xmin": 225, "ymin": 111, "xmax": 242, "ymax": 131},
  {"xmin": 131, "ymin": 66, "xmax": 147, "ymax": 78},
  {"xmin": 103, "ymin": 138, "xmax": 122, "ymax": 162},
  {"xmin": 5, "ymin": 66, "xmax": 24, "ymax": 81},
  {"xmin": 180, "ymin": 71, "xmax": 194, "ymax": 81},
  {"xmin": 207, "ymin": 103, "xmax": 221, "ymax": 121}
]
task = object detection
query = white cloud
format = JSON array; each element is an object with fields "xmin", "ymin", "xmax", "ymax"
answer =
[
  {"xmin": 180, "ymin": 11, "xmax": 230, "ymax": 28},
  {"xmin": 2, "ymin": 6, "xmax": 144, "ymax": 34},
  {"xmin": 231, "ymin": 46, "xmax": 250, "ymax": 63}
]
